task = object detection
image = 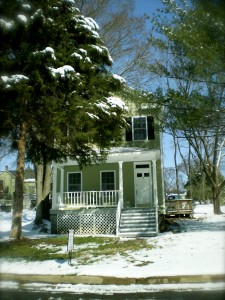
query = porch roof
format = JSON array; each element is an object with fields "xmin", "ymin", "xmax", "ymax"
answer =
[{"xmin": 55, "ymin": 147, "xmax": 161, "ymax": 166}]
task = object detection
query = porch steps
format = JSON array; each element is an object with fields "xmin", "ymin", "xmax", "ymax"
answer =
[{"xmin": 119, "ymin": 208, "xmax": 157, "ymax": 238}]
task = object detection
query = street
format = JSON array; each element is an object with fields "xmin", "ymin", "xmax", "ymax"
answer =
[{"xmin": 1, "ymin": 287, "xmax": 225, "ymax": 300}]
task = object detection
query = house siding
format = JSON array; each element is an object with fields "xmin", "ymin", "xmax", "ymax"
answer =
[
  {"xmin": 0, "ymin": 171, "xmax": 15, "ymax": 196},
  {"xmin": 123, "ymin": 162, "xmax": 135, "ymax": 207},
  {"xmin": 64, "ymin": 163, "xmax": 120, "ymax": 192},
  {"xmin": 62, "ymin": 162, "xmax": 137, "ymax": 208}
]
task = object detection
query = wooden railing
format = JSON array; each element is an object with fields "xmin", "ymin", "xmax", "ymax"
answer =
[
  {"xmin": 57, "ymin": 190, "xmax": 119, "ymax": 208},
  {"xmin": 166, "ymin": 199, "xmax": 193, "ymax": 216}
]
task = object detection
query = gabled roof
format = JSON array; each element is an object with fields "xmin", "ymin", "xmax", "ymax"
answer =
[
  {"xmin": 24, "ymin": 166, "xmax": 35, "ymax": 179},
  {"xmin": 0, "ymin": 170, "xmax": 16, "ymax": 177},
  {"xmin": 0, "ymin": 166, "xmax": 35, "ymax": 179}
]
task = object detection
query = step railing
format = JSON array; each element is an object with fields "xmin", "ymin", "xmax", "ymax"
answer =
[
  {"xmin": 116, "ymin": 195, "xmax": 123, "ymax": 236},
  {"xmin": 57, "ymin": 190, "xmax": 119, "ymax": 209}
]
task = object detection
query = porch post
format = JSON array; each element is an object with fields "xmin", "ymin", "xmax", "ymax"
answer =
[
  {"xmin": 51, "ymin": 165, "xmax": 57, "ymax": 210},
  {"xmin": 152, "ymin": 160, "xmax": 159, "ymax": 233},
  {"xmin": 60, "ymin": 167, "xmax": 64, "ymax": 206},
  {"xmin": 152, "ymin": 160, "xmax": 158, "ymax": 207},
  {"xmin": 118, "ymin": 161, "xmax": 124, "ymax": 208}
]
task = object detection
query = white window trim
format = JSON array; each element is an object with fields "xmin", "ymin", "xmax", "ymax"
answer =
[
  {"xmin": 100, "ymin": 170, "xmax": 116, "ymax": 191},
  {"xmin": 132, "ymin": 116, "xmax": 148, "ymax": 141},
  {"xmin": 67, "ymin": 171, "xmax": 82, "ymax": 192}
]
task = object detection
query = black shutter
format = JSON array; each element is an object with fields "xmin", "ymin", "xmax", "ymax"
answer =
[
  {"xmin": 125, "ymin": 117, "xmax": 132, "ymax": 141},
  {"xmin": 147, "ymin": 116, "xmax": 155, "ymax": 140}
]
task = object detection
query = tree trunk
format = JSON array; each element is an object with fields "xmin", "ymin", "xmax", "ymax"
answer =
[
  {"xmin": 35, "ymin": 162, "xmax": 52, "ymax": 224},
  {"xmin": 173, "ymin": 134, "xmax": 180, "ymax": 194},
  {"xmin": 212, "ymin": 185, "xmax": 222, "ymax": 215},
  {"xmin": 10, "ymin": 122, "xmax": 27, "ymax": 239}
]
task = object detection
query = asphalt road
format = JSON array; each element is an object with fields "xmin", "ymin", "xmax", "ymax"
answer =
[{"xmin": 1, "ymin": 288, "xmax": 225, "ymax": 300}]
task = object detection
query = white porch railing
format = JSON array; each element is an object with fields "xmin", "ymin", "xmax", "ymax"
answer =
[{"xmin": 57, "ymin": 190, "xmax": 119, "ymax": 208}]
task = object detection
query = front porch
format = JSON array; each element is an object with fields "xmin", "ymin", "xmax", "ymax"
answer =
[
  {"xmin": 56, "ymin": 190, "xmax": 120, "ymax": 209},
  {"xmin": 50, "ymin": 148, "xmax": 164, "ymax": 236}
]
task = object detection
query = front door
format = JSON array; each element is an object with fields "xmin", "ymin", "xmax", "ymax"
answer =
[{"xmin": 134, "ymin": 163, "xmax": 152, "ymax": 207}]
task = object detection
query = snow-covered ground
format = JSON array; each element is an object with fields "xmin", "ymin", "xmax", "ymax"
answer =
[{"xmin": 0, "ymin": 204, "xmax": 225, "ymax": 279}]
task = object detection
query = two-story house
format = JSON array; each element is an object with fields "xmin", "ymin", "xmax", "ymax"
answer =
[{"xmin": 50, "ymin": 101, "xmax": 165, "ymax": 237}]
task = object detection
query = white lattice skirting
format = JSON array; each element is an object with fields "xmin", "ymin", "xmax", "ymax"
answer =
[{"xmin": 51, "ymin": 208, "xmax": 117, "ymax": 235}]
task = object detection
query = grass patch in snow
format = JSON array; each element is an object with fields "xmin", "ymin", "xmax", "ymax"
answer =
[{"xmin": 0, "ymin": 236, "xmax": 154, "ymax": 263}]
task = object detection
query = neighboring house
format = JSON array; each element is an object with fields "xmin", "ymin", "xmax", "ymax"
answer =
[
  {"xmin": 0, "ymin": 166, "xmax": 15, "ymax": 201},
  {"xmin": 0, "ymin": 166, "xmax": 36, "ymax": 210},
  {"xmin": 51, "ymin": 103, "xmax": 165, "ymax": 237}
]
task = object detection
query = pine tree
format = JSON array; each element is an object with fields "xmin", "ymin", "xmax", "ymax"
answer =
[{"xmin": 0, "ymin": 0, "xmax": 127, "ymax": 238}]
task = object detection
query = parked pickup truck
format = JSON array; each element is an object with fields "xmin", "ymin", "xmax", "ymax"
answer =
[{"xmin": 165, "ymin": 194, "xmax": 193, "ymax": 217}]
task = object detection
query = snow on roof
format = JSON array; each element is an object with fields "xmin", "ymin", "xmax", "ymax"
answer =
[{"xmin": 24, "ymin": 179, "xmax": 36, "ymax": 182}]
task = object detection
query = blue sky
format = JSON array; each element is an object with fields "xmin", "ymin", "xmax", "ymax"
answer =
[
  {"xmin": 134, "ymin": 0, "xmax": 163, "ymax": 16},
  {"xmin": 133, "ymin": 0, "xmax": 176, "ymax": 168}
]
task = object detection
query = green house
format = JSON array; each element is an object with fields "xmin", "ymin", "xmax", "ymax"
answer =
[
  {"xmin": 51, "ymin": 105, "xmax": 165, "ymax": 237},
  {"xmin": 0, "ymin": 167, "xmax": 15, "ymax": 201},
  {"xmin": 0, "ymin": 166, "xmax": 36, "ymax": 210}
]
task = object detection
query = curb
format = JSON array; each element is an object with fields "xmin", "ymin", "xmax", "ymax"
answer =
[{"xmin": 1, "ymin": 273, "xmax": 225, "ymax": 285}]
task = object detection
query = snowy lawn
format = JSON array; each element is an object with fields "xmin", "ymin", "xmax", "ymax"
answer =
[{"xmin": 0, "ymin": 204, "xmax": 225, "ymax": 278}]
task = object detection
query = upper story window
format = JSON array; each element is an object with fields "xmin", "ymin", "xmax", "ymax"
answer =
[
  {"xmin": 126, "ymin": 116, "xmax": 155, "ymax": 141},
  {"xmin": 133, "ymin": 117, "xmax": 147, "ymax": 140},
  {"xmin": 68, "ymin": 172, "xmax": 82, "ymax": 192}
]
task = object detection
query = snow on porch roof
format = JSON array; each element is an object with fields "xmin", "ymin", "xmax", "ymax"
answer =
[
  {"xmin": 107, "ymin": 147, "xmax": 161, "ymax": 163},
  {"xmin": 56, "ymin": 147, "xmax": 161, "ymax": 167}
]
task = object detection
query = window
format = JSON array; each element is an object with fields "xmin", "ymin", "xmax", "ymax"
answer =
[
  {"xmin": 101, "ymin": 171, "xmax": 115, "ymax": 191},
  {"xmin": 68, "ymin": 172, "xmax": 81, "ymax": 192},
  {"xmin": 0, "ymin": 180, "xmax": 3, "ymax": 192},
  {"xmin": 133, "ymin": 117, "xmax": 147, "ymax": 140},
  {"xmin": 126, "ymin": 116, "xmax": 155, "ymax": 141}
]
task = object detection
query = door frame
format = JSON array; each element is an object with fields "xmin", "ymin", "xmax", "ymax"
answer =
[{"xmin": 133, "ymin": 161, "xmax": 152, "ymax": 207}]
